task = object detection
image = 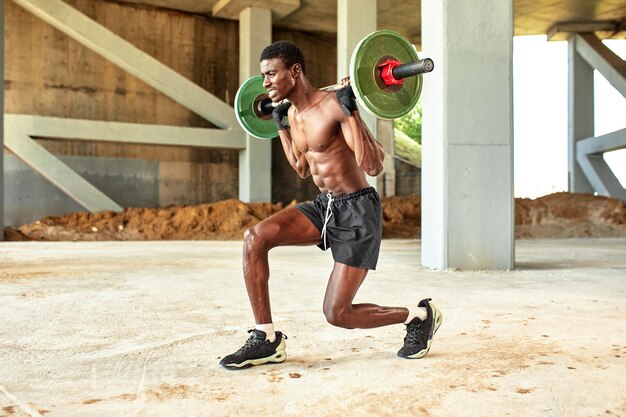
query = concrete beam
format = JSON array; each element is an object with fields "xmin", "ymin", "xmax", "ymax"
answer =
[
  {"xmin": 547, "ymin": 20, "xmax": 623, "ymax": 41},
  {"xmin": 213, "ymin": 0, "xmax": 299, "ymax": 20},
  {"xmin": 567, "ymin": 35, "xmax": 595, "ymax": 194},
  {"xmin": 576, "ymin": 128, "xmax": 626, "ymax": 202},
  {"xmin": 575, "ymin": 33, "xmax": 626, "ymax": 99},
  {"xmin": 11, "ymin": 0, "xmax": 239, "ymax": 130},
  {"xmin": 4, "ymin": 117, "xmax": 123, "ymax": 213},
  {"xmin": 11, "ymin": 115, "xmax": 246, "ymax": 150},
  {"xmin": 577, "ymin": 128, "xmax": 626, "ymax": 155},
  {"xmin": 576, "ymin": 153, "xmax": 626, "ymax": 202}
]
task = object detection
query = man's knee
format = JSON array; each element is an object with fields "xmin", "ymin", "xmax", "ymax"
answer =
[
  {"xmin": 323, "ymin": 305, "xmax": 354, "ymax": 329},
  {"xmin": 243, "ymin": 226, "xmax": 267, "ymax": 255}
]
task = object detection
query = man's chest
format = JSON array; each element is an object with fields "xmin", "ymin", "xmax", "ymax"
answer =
[{"xmin": 290, "ymin": 114, "xmax": 340, "ymax": 153}]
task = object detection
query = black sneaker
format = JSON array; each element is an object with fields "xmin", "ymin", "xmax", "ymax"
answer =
[
  {"xmin": 219, "ymin": 329, "xmax": 287, "ymax": 370},
  {"xmin": 398, "ymin": 298, "xmax": 442, "ymax": 359}
]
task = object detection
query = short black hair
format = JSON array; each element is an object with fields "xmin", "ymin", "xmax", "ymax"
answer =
[{"xmin": 260, "ymin": 40, "xmax": 306, "ymax": 75}]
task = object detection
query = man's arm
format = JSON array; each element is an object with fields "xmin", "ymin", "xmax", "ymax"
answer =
[
  {"xmin": 273, "ymin": 102, "xmax": 310, "ymax": 178},
  {"xmin": 277, "ymin": 128, "xmax": 310, "ymax": 179},
  {"xmin": 336, "ymin": 87, "xmax": 385, "ymax": 176}
]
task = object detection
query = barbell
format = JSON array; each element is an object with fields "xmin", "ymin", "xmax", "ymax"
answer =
[{"xmin": 234, "ymin": 30, "xmax": 434, "ymax": 139}]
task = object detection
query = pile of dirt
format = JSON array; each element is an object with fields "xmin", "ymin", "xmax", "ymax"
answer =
[
  {"xmin": 515, "ymin": 192, "xmax": 626, "ymax": 238},
  {"xmin": 4, "ymin": 192, "xmax": 626, "ymax": 242}
]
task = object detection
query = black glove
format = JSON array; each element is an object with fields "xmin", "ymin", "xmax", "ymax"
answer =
[
  {"xmin": 336, "ymin": 86, "xmax": 357, "ymax": 116},
  {"xmin": 272, "ymin": 101, "xmax": 292, "ymax": 131}
]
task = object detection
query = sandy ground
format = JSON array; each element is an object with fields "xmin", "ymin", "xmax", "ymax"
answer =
[
  {"xmin": 4, "ymin": 192, "xmax": 626, "ymax": 241},
  {"xmin": 1, "ymin": 239, "xmax": 625, "ymax": 416}
]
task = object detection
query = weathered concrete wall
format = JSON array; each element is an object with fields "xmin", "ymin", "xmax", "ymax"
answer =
[
  {"xmin": 4, "ymin": 0, "xmax": 242, "ymax": 225},
  {"xmin": 4, "ymin": 0, "xmax": 240, "ymax": 125},
  {"xmin": 3, "ymin": 1, "xmax": 341, "ymax": 226},
  {"xmin": 4, "ymin": 154, "xmax": 157, "ymax": 227}
]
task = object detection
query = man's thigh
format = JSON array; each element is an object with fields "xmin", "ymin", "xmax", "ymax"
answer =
[{"xmin": 254, "ymin": 206, "xmax": 322, "ymax": 247}]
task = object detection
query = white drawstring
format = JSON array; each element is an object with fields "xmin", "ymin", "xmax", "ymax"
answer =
[{"xmin": 320, "ymin": 193, "xmax": 334, "ymax": 250}]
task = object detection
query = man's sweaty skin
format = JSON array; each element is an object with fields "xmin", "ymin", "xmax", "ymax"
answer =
[{"xmin": 240, "ymin": 57, "xmax": 409, "ymax": 330}]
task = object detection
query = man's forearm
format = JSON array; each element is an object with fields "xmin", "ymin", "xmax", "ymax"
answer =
[{"xmin": 346, "ymin": 113, "xmax": 385, "ymax": 176}]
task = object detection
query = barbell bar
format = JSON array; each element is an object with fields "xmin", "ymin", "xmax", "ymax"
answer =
[
  {"xmin": 257, "ymin": 57, "xmax": 434, "ymax": 116},
  {"xmin": 234, "ymin": 29, "xmax": 434, "ymax": 139}
]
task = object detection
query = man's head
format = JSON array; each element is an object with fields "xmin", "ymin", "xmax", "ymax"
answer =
[
  {"xmin": 260, "ymin": 41, "xmax": 307, "ymax": 102},
  {"xmin": 260, "ymin": 41, "xmax": 306, "ymax": 75}
]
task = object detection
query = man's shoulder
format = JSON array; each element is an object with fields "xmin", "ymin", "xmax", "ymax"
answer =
[{"xmin": 316, "ymin": 89, "xmax": 343, "ymax": 113}]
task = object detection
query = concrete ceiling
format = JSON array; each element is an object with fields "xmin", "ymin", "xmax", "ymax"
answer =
[{"xmin": 111, "ymin": 0, "xmax": 626, "ymax": 45}]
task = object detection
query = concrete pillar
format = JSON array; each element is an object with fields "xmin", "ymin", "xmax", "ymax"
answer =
[
  {"xmin": 238, "ymin": 7, "xmax": 272, "ymax": 202},
  {"xmin": 377, "ymin": 119, "xmax": 395, "ymax": 196},
  {"xmin": 421, "ymin": 0, "xmax": 514, "ymax": 270},
  {"xmin": 1, "ymin": 0, "xmax": 4, "ymax": 240},
  {"xmin": 567, "ymin": 36, "xmax": 594, "ymax": 194},
  {"xmin": 337, "ymin": 0, "xmax": 380, "ymax": 189}
]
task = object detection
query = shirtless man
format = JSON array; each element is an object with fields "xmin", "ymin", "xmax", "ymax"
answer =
[{"xmin": 220, "ymin": 41, "xmax": 442, "ymax": 370}]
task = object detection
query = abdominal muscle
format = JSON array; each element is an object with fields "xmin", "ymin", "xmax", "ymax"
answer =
[
  {"xmin": 305, "ymin": 135, "xmax": 369, "ymax": 196},
  {"xmin": 290, "ymin": 92, "xmax": 370, "ymax": 196}
]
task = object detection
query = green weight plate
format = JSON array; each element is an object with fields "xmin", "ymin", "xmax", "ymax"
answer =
[
  {"xmin": 234, "ymin": 75, "xmax": 277, "ymax": 139},
  {"xmin": 350, "ymin": 30, "xmax": 422, "ymax": 119}
]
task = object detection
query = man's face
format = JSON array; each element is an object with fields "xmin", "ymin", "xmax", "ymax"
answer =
[{"xmin": 260, "ymin": 58, "xmax": 297, "ymax": 102}]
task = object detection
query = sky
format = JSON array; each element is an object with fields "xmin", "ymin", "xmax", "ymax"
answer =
[{"xmin": 513, "ymin": 35, "xmax": 626, "ymax": 199}]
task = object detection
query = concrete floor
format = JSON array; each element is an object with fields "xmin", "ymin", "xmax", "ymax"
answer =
[{"xmin": 0, "ymin": 238, "xmax": 625, "ymax": 417}]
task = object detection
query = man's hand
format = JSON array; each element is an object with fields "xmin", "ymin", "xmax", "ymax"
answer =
[
  {"xmin": 336, "ymin": 86, "xmax": 357, "ymax": 116},
  {"xmin": 272, "ymin": 101, "xmax": 292, "ymax": 131}
]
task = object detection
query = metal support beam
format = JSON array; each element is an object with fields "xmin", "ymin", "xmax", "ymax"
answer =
[
  {"xmin": 4, "ymin": 117, "xmax": 123, "ymax": 213},
  {"xmin": 11, "ymin": 0, "xmax": 239, "ymax": 129}
]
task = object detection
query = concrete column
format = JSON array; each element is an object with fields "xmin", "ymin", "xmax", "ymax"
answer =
[
  {"xmin": 377, "ymin": 119, "xmax": 395, "ymax": 196},
  {"xmin": 337, "ymin": 0, "xmax": 379, "ymax": 189},
  {"xmin": 238, "ymin": 7, "xmax": 272, "ymax": 202},
  {"xmin": 421, "ymin": 0, "xmax": 514, "ymax": 270},
  {"xmin": 1, "ymin": 0, "xmax": 4, "ymax": 240},
  {"xmin": 567, "ymin": 36, "xmax": 594, "ymax": 194}
]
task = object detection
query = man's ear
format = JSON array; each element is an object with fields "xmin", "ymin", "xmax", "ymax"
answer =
[{"xmin": 291, "ymin": 63, "xmax": 302, "ymax": 79}]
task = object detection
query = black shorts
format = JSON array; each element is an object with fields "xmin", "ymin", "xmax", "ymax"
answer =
[{"xmin": 296, "ymin": 187, "xmax": 382, "ymax": 270}]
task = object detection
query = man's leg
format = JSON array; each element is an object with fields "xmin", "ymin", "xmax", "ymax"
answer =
[
  {"xmin": 243, "ymin": 206, "xmax": 322, "ymax": 325},
  {"xmin": 220, "ymin": 207, "xmax": 321, "ymax": 370},
  {"xmin": 322, "ymin": 262, "xmax": 442, "ymax": 359},
  {"xmin": 322, "ymin": 262, "xmax": 408, "ymax": 329}
]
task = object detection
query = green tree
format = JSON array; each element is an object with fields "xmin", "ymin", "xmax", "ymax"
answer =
[{"xmin": 394, "ymin": 101, "xmax": 422, "ymax": 145}]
